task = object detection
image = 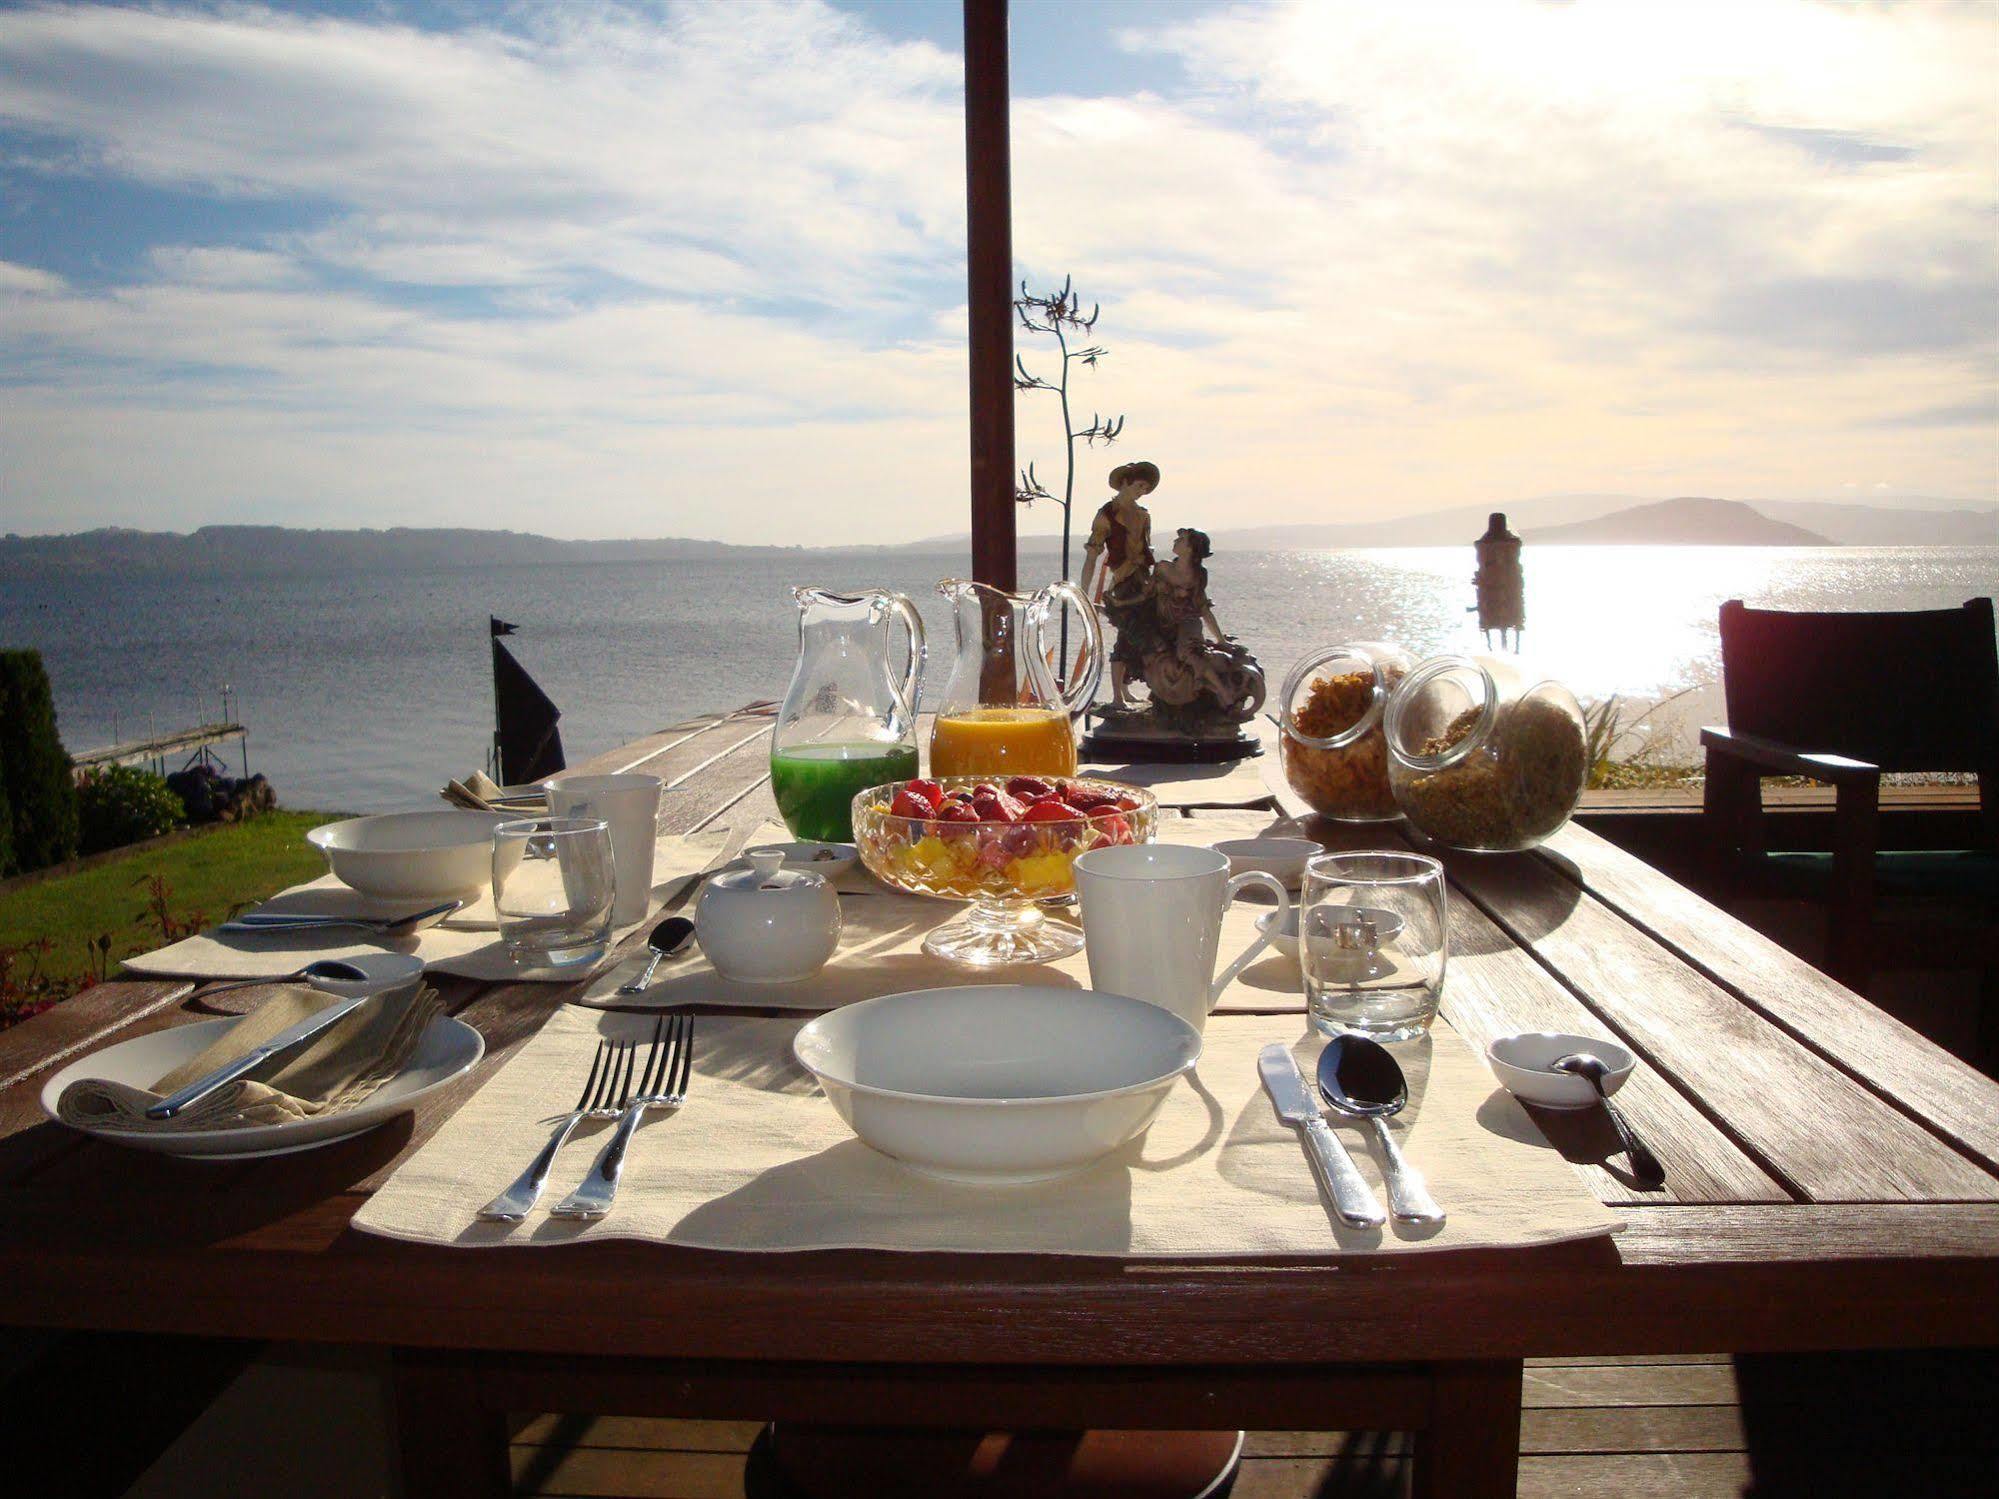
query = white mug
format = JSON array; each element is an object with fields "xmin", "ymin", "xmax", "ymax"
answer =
[
  {"xmin": 1072, "ymin": 843, "xmax": 1291, "ymax": 1034},
  {"xmin": 544, "ymin": 773, "xmax": 663, "ymax": 927}
]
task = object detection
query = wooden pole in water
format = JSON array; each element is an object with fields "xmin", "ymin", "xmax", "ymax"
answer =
[{"xmin": 964, "ymin": 0, "xmax": 1016, "ymax": 593}]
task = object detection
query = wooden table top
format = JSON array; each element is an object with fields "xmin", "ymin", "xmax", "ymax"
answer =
[{"xmin": 4, "ymin": 704, "xmax": 1998, "ymax": 1367}]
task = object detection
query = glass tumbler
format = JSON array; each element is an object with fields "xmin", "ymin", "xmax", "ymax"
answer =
[
  {"xmin": 492, "ymin": 817, "xmax": 616, "ymax": 971},
  {"xmin": 1300, "ymin": 850, "xmax": 1448, "ymax": 1041}
]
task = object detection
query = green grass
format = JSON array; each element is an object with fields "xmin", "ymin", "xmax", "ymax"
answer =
[{"xmin": 0, "ymin": 810, "xmax": 342, "ymax": 980}]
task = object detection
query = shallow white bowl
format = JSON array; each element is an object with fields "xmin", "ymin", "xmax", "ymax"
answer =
[
  {"xmin": 793, "ymin": 985, "xmax": 1201, "ymax": 1183},
  {"xmin": 746, "ymin": 841, "xmax": 860, "ymax": 881},
  {"xmin": 1487, "ymin": 1031, "xmax": 1636, "ymax": 1111},
  {"xmin": 42, "ymin": 1011, "xmax": 484, "ymax": 1159},
  {"xmin": 1213, "ymin": 836, "xmax": 1319, "ymax": 889},
  {"xmin": 1255, "ymin": 904, "xmax": 1405, "ymax": 963},
  {"xmin": 308, "ymin": 811, "xmax": 511, "ymax": 902}
]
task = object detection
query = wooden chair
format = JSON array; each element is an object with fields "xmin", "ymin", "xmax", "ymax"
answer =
[{"xmin": 1701, "ymin": 598, "xmax": 1999, "ymax": 1030}]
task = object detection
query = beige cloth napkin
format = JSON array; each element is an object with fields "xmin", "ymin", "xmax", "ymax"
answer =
[
  {"xmin": 57, "ymin": 983, "xmax": 444, "ymax": 1133},
  {"xmin": 352, "ymin": 1010, "xmax": 1620, "ymax": 1256},
  {"xmin": 575, "ymin": 813, "xmax": 1306, "ymax": 1013},
  {"xmin": 118, "ymin": 830, "xmax": 732, "ymax": 984}
]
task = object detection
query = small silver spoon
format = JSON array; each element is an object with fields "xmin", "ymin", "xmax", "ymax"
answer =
[
  {"xmin": 1317, "ymin": 1033, "xmax": 1445, "ymax": 1226},
  {"xmin": 1554, "ymin": 1052, "xmax": 1666, "ymax": 1186},
  {"xmin": 195, "ymin": 959, "xmax": 371, "ymax": 1004},
  {"xmin": 616, "ymin": 916, "xmax": 697, "ymax": 996}
]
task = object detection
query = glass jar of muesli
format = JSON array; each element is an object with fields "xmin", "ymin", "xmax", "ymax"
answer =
[
  {"xmin": 1384, "ymin": 655, "xmax": 1585, "ymax": 852},
  {"xmin": 1278, "ymin": 642, "xmax": 1415, "ymax": 822}
]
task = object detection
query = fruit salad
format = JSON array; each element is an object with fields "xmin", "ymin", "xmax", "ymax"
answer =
[{"xmin": 853, "ymin": 775, "xmax": 1157, "ymax": 902}]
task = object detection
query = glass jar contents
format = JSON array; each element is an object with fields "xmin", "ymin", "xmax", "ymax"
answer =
[
  {"xmin": 1277, "ymin": 641, "xmax": 1413, "ymax": 822},
  {"xmin": 1384, "ymin": 655, "xmax": 1586, "ymax": 852}
]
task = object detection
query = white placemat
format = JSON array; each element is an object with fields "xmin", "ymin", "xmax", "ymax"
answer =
[
  {"xmin": 352, "ymin": 1010, "xmax": 1620, "ymax": 1256},
  {"xmin": 119, "ymin": 831, "xmax": 733, "ymax": 985}
]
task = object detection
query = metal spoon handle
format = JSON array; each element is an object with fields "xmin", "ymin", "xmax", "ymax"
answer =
[
  {"xmin": 617, "ymin": 950, "xmax": 665, "ymax": 997},
  {"xmin": 1597, "ymin": 1089, "xmax": 1666, "ymax": 1186},
  {"xmin": 1369, "ymin": 1118, "xmax": 1445, "ymax": 1225},
  {"xmin": 1300, "ymin": 1116, "xmax": 1386, "ymax": 1230}
]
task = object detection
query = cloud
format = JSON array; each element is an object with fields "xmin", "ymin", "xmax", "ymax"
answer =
[{"xmin": 0, "ymin": 0, "xmax": 1992, "ymax": 540}]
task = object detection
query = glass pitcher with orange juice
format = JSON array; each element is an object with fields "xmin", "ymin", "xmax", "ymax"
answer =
[{"xmin": 930, "ymin": 579, "xmax": 1103, "ymax": 778}]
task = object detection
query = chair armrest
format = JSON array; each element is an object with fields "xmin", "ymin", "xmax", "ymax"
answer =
[{"xmin": 1700, "ymin": 726, "xmax": 1880, "ymax": 785}]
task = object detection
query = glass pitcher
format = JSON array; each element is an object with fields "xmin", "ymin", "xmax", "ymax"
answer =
[
  {"xmin": 929, "ymin": 579, "xmax": 1103, "ymax": 780},
  {"xmin": 771, "ymin": 587, "xmax": 926, "ymax": 841}
]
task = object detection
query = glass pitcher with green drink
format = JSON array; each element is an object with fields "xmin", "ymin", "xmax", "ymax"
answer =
[{"xmin": 771, "ymin": 587, "xmax": 926, "ymax": 841}]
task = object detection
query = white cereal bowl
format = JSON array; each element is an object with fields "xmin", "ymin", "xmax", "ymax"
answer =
[
  {"xmin": 1487, "ymin": 1031, "xmax": 1636, "ymax": 1111},
  {"xmin": 1213, "ymin": 836, "xmax": 1319, "ymax": 890},
  {"xmin": 308, "ymin": 811, "xmax": 511, "ymax": 902},
  {"xmin": 793, "ymin": 985, "xmax": 1201, "ymax": 1184}
]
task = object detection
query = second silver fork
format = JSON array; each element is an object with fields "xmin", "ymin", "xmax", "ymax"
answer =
[{"xmin": 552, "ymin": 1013, "xmax": 693, "ymax": 1221}]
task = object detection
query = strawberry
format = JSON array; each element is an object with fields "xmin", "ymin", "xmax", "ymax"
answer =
[
  {"xmin": 1005, "ymin": 775, "xmax": 1054, "ymax": 801},
  {"xmin": 908, "ymin": 778, "xmax": 945, "ymax": 807},
  {"xmin": 1023, "ymin": 798, "xmax": 1083, "ymax": 823},
  {"xmin": 933, "ymin": 800, "xmax": 980, "ymax": 825},
  {"xmin": 889, "ymin": 788, "xmax": 935, "ymax": 820},
  {"xmin": 972, "ymin": 787, "xmax": 1027, "ymax": 824}
]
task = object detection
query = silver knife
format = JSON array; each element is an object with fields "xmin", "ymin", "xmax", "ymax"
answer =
[
  {"xmin": 1258, "ymin": 1043, "xmax": 1386, "ymax": 1230},
  {"xmin": 144, "ymin": 993, "xmax": 376, "ymax": 1120}
]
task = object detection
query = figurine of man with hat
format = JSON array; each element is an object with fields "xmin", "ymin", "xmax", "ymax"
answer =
[{"xmin": 1079, "ymin": 460, "xmax": 1160, "ymax": 707}]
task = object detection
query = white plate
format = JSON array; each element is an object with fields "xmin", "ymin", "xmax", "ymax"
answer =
[
  {"xmin": 42, "ymin": 1014, "xmax": 484, "ymax": 1159},
  {"xmin": 1213, "ymin": 836, "xmax": 1320, "ymax": 890},
  {"xmin": 1486, "ymin": 1031, "xmax": 1635, "ymax": 1111},
  {"xmin": 793, "ymin": 985, "xmax": 1200, "ymax": 1184}
]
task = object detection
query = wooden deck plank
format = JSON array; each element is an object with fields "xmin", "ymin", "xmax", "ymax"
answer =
[
  {"xmin": 1523, "ymin": 1364, "xmax": 1739, "ymax": 1408},
  {"xmin": 1443, "ymin": 848, "xmax": 1999, "ymax": 1203},
  {"xmin": 1516, "ymin": 1450, "xmax": 1752, "ymax": 1498},
  {"xmin": 1539, "ymin": 822, "xmax": 1999, "ymax": 1173},
  {"xmin": 1519, "ymin": 1404, "xmax": 1745, "ymax": 1455}
]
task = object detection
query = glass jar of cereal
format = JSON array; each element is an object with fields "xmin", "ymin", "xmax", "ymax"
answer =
[{"xmin": 1277, "ymin": 642, "xmax": 1414, "ymax": 822}]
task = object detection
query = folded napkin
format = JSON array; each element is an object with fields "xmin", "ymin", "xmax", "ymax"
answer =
[{"xmin": 57, "ymin": 983, "xmax": 445, "ymax": 1133}]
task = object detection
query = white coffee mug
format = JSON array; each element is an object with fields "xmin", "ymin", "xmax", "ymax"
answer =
[
  {"xmin": 1072, "ymin": 843, "xmax": 1291, "ymax": 1034},
  {"xmin": 544, "ymin": 773, "xmax": 664, "ymax": 928}
]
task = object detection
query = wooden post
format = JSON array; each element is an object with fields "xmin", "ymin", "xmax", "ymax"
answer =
[{"xmin": 964, "ymin": 0, "xmax": 1016, "ymax": 591}]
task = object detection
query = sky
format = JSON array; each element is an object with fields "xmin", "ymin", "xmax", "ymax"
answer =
[{"xmin": 0, "ymin": 0, "xmax": 1993, "ymax": 544}]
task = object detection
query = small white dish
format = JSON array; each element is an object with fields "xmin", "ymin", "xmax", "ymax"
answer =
[
  {"xmin": 42, "ymin": 1013, "xmax": 484, "ymax": 1159},
  {"xmin": 308, "ymin": 811, "xmax": 510, "ymax": 902},
  {"xmin": 1486, "ymin": 1031, "xmax": 1636, "ymax": 1111},
  {"xmin": 697, "ymin": 848, "xmax": 842, "ymax": 984},
  {"xmin": 747, "ymin": 841, "xmax": 860, "ymax": 881},
  {"xmin": 1255, "ymin": 903, "xmax": 1405, "ymax": 962},
  {"xmin": 793, "ymin": 984, "xmax": 1201, "ymax": 1184},
  {"xmin": 1213, "ymin": 836, "xmax": 1319, "ymax": 890}
]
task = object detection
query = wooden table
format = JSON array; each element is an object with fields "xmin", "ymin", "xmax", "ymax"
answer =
[{"xmin": 5, "ymin": 704, "xmax": 1998, "ymax": 1498}]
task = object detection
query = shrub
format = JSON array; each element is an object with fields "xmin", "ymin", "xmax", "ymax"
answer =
[
  {"xmin": 0, "ymin": 770, "xmax": 13, "ymax": 877},
  {"xmin": 76, "ymin": 765, "xmax": 186, "ymax": 855},
  {"xmin": 0, "ymin": 650, "xmax": 77, "ymax": 872}
]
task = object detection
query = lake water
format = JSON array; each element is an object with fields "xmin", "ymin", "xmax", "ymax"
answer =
[{"xmin": 5, "ymin": 545, "xmax": 1994, "ymax": 812}]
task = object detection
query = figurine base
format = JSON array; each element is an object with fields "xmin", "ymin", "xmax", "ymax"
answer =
[{"xmin": 1081, "ymin": 708, "xmax": 1263, "ymax": 765}]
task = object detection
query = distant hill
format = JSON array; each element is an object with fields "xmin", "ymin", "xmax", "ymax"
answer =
[
  {"xmin": 1528, "ymin": 497, "xmax": 1832, "ymax": 546},
  {"xmin": 1751, "ymin": 500, "xmax": 1997, "ymax": 547}
]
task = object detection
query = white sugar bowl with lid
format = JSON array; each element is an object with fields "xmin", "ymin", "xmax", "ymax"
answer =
[{"xmin": 696, "ymin": 848, "xmax": 842, "ymax": 984}]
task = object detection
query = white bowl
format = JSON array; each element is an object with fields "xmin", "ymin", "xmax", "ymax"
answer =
[
  {"xmin": 1486, "ymin": 1031, "xmax": 1636, "ymax": 1111},
  {"xmin": 793, "ymin": 985, "xmax": 1201, "ymax": 1183},
  {"xmin": 1213, "ymin": 836, "xmax": 1319, "ymax": 889},
  {"xmin": 42, "ymin": 1011, "xmax": 484, "ymax": 1159},
  {"xmin": 746, "ymin": 841, "xmax": 860, "ymax": 881},
  {"xmin": 1255, "ymin": 904, "xmax": 1405, "ymax": 963},
  {"xmin": 308, "ymin": 811, "xmax": 511, "ymax": 902}
]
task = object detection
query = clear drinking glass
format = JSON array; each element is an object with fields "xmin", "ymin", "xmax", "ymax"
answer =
[
  {"xmin": 492, "ymin": 817, "xmax": 616, "ymax": 971},
  {"xmin": 1300, "ymin": 850, "xmax": 1448, "ymax": 1041}
]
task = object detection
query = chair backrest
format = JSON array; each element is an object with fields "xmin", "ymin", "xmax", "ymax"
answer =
[{"xmin": 1718, "ymin": 597, "xmax": 1999, "ymax": 774}]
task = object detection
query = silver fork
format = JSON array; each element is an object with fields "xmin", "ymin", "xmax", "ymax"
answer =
[
  {"xmin": 551, "ymin": 1013, "xmax": 693, "ymax": 1222},
  {"xmin": 477, "ymin": 1037, "xmax": 631, "ymax": 1222}
]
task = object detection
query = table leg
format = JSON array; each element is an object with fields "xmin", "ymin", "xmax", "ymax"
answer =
[
  {"xmin": 390, "ymin": 1350, "xmax": 511, "ymax": 1499},
  {"xmin": 1411, "ymin": 1358, "xmax": 1522, "ymax": 1499}
]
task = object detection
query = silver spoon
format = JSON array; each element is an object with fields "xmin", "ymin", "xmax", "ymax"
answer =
[
  {"xmin": 1317, "ymin": 1033, "xmax": 1445, "ymax": 1225},
  {"xmin": 616, "ymin": 916, "xmax": 697, "ymax": 996},
  {"xmin": 195, "ymin": 959, "xmax": 371, "ymax": 1004},
  {"xmin": 1553, "ymin": 1052, "xmax": 1666, "ymax": 1186}
]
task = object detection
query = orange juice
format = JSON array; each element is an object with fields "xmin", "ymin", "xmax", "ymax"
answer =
[{"xmin": 929, "ymin": 707, "xmax": 1077, "ymax": 778}]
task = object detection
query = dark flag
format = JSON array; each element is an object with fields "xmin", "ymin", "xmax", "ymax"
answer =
[
  {"xmin": 491, "ymin": 630, "xmax": 564, "ymax": 784},
  {"xmin": 490, "ymin": 616, "xmax": 518, "ymax": 637}
]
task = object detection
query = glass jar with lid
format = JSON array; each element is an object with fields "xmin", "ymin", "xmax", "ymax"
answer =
[
  {"xmin": 1277, "ymin": 642, "xmax": 1415, "ymax": 822},
  {"xmin": 1384, "ymin": 655, "xmax": 1586, "ymax": 852}
]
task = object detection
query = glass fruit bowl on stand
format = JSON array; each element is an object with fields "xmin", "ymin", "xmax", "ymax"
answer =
[{"xmin": 853, "ymin": 775, "xmax": 1157, "ymax": 966}]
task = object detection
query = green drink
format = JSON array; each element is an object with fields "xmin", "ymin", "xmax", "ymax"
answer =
[{"xmin": 771, "ymin": 741, "xmax": 919, "ymax": 841}]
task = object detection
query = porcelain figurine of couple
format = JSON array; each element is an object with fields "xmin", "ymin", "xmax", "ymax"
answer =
[{"xmin": 1076, "ymin": 460, "xmax": 1267, "ymax": 762}]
